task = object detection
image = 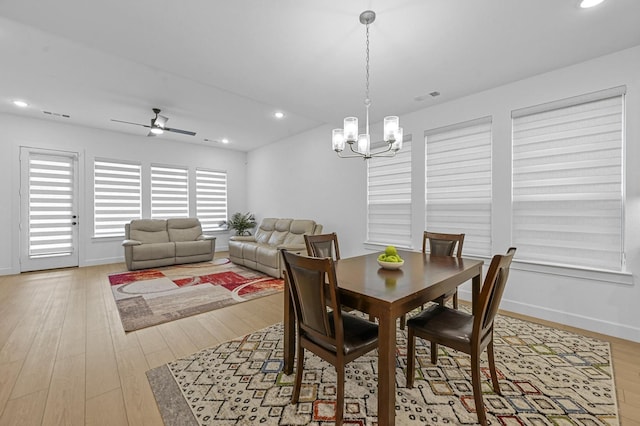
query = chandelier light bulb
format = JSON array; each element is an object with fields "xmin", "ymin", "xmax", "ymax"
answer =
[
  {"xmin": 344, "ymin": 117, "xmax": 358, "ymax": 142},
  {"xmin": 332, "ymin": 129, "xmax": 345, "ymax": 152}
]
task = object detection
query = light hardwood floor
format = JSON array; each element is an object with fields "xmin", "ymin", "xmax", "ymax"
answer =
[{"xmin": 0, "ymin": 255, "xmax": 638, "ymax": 425}]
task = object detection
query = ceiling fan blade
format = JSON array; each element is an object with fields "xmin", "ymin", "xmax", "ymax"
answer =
[
  {"xmin": 165, "ymin": 127, "xmax": 196, "ymax": 136},
  {"xmin": 111, "ymin": 119, "xmax": 151, "ymax": 128}
]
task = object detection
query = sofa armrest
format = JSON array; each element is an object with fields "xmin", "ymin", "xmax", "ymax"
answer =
[
  {"xmin": 277, "ymin": 243, "xmax": 307, "ymax": 253},
  {"xmin": 197, "ymin": 235, "xmax": 217, "ymax": 241},
  {"xmin": 230, "ymin": 236, "xmax": 256, "ymax": 242},
  {"xmin": 122, "ymin": 239, "xmax": 142, "ymax": 247}
]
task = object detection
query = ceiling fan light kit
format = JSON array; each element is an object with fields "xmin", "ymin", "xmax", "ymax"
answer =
[
  {"xmin": 111, "ymin": 108, "xmax": 196, "ymax": 137},
  {"xmin": 332, "ymin": 10, "xmax": 403, "ymax": 160}
]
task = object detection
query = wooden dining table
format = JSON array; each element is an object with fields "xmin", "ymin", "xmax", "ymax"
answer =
[{"xmin": 282, "ymin": 249, "xmax": 484, "ymax": 426}]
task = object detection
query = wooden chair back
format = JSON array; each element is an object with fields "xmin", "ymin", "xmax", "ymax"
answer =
[
  {"xmin": 475, "ymin": 247, "xmax": 517, "ymax": 337},
  {"xmin": 281, "ymin": 250, "xmax": 343, "ymax": 348},
  {"xmin": 305, "ymin": 232, "xmax": 341, "ymax": 261},
  {"xmin": 423, "ymin": 231, "xmax": 464, "ymax": 257}
]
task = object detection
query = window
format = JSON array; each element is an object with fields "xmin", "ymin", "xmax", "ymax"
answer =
[
  {"xmin": 196, "ymin": 168, "xmax": 228, "ymax": 232},
  {"xmin": 512, "ymin": 87, "xmax": 625, "ymax": 270},
  {"xmin": 94, "ymin": 159, "xmax": 141, "ymax": 237},
  {"xmin": 151, "ymin": 164, "xmax": 189, "ymax": 219},
  {"xmin": 425, "ymin": 118, "xmax": 492, "ymax": 257},
  {"xmin": 367, "ymin": 138, "xmax": 412, "ymax": 247}
]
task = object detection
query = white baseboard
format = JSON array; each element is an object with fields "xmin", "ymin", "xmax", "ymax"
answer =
[
  {"xmin": 458, "ymin": 289, "xmax": 640, "ymax": 343},
  {"xmin": 0, "ymin": 266, "xmax": 18, "ymax": 276},
  {"xmin": 82, "ymin": 257, "xmax": 123, "ymax": 267}
]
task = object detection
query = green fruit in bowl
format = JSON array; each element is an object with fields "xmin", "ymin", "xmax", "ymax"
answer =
[
  {"xmin": 385, "ymin": 246, "xmax": 398, "ymax": 256},
  {"xmin": 379, "ymin": 252, "xmax": 403, "ymax": 263}
]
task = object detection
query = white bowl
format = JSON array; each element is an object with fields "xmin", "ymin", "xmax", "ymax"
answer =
[{"xmin": 377, "ymin": 259, "xmax": 404, "ymax": 270}]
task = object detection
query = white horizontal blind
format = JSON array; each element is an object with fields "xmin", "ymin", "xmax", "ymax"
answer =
[
  {"xmin": 512, "ymin": 90, "xmax": 624, "ymax": 270},
  {"xmin": 196, "ymin": 169, "xmax": 227, "ymax": 232},
  {"xmin": 27, "ymin": 154, "xmax": 75, "ymax": 257},
  {"xmin": 93, "ymin": 159, "xmax": 141, "ymax": 237},
  {"xmin": 367, "ymin": 138, "xmax": 412, "ymax": 247},
  {"xmin": 425, "ymin": 118, "xmax": 492, "ymax": 257},
  {"xmin": 151, "ymin": 165, "xmax": 189, "ymax": 219}
]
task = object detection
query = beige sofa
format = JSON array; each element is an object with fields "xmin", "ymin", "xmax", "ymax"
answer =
[
  {"xmin": 122, "ymin": 218, "xmax": 216, "ymax": 270},
  {"xmin": 229, "ymin": 218, "xmax": 322, "ymax": 278}
]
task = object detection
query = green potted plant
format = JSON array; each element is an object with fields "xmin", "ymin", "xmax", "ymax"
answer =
[{"xmin": 223, "ymin": 212, "xmax": 257, "ymax": 236}]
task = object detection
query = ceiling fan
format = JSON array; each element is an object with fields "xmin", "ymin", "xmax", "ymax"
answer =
[{"xmin": 111, "ymin": 108, "xmax": 196, "ymax": 137}]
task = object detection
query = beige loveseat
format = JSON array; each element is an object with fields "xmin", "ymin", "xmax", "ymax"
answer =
[
  {"xmin": 228, "ymin": 218, "xmax": 322, "ymax": 278},
  {"xmin": 122, "ymin": 218, "xmax": 216, "ymax": 270}
]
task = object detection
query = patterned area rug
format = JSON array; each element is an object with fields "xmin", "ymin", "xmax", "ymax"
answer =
[
  {"xmin": 147, "ymin": 308, "xmax": 618, "ymax": 425},
  {"xmin": 108, "ymin": 259, "xmax": 283, "ymax": 331}
]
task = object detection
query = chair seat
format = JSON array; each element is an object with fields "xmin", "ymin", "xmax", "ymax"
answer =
[
  {"xmin": 307, "ymin": 312, "xmax": 379, "ymax": 355},
  {"xmin": 407, "ymin": 304, "xmax": 473, "ymax": 345}
]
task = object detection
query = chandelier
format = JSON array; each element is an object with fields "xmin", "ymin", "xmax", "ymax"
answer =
[{"xmin": 332, "ymin": 10, "xmax": 403, "ymax": 160}]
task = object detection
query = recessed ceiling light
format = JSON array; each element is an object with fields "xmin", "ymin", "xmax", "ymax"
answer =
[
  {"xmin": 13, "ymin": 100, "xmax": 28, "ymax": 108},
  {"xmin": 580, "ymin": 0, "xmax": 605, "ymax": 8},
  {"xmin": 221, "ymin": 138, "xmax": 229, "ymax": 144},
  {"xmin": 274, "ymin": 111, "xmax": 285, "ymax": 119}
]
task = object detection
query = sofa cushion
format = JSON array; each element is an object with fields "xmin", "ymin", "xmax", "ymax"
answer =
[
  {"xmin": 131, "ymin": 242, "xmax": 175, "ymax": 261},
  {"xmin": 283, "ymin": 219, "xmax": 317, "ymax": 245},
  {"xmin": 275, "ymin": 218, "xmax": 293, "ymax": 232},
  {"xmin": 268, "ymin": 230, "xmax": 288, "ymax": 246},
  {"xmin": 129, "ymin": 219, "xmax": 170, "ymax": 244},
  {"xmin": 256, "ymin": 245, "xmax": 279, "ymax": 269},
  {"xmin": 255, "ymin": 218, "xmax": 278, "ymax": 244},
  {"xmin": 175, "ymin": 240, "xmax": 212, "ymax": 257},
  {"xmin": 167, "ymin": 218, "xmax": 202, "ymax": 242}
]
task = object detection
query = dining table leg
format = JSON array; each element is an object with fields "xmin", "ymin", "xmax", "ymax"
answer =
[
  {"xmin": 283, "ymin": 274, "xmax": 294, "ymax": 375},
  {"xmin": 377, "ymin": 310, "xmax": 396, "ymax": 425}
]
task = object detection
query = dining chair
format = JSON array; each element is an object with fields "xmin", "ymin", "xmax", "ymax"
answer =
[
  {"xmin": 304, "ymin": 232, "xmax": 341, "ymax": 260},
  {"xmin": 406, "ymin": 247, "xmax": 517, "ymax": 426},
  {"xmin": 281, "ymin": 250, "xmax": 379, "ymax": 426},
  {"xmin": 423, "ymin": 231, "xmax": 465, "ymax": 309},
  {"xmin": 399, "ymin": 231, "xmax": 465, "ymax": 329}
]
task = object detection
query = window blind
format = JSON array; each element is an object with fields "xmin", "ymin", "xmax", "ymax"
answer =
[
  {"xmin": 367, "ymin": 138, "xmax": 412, "ymax": 247},
  {"xmin": 512, "ymin": 88, "xmax": 624, "ymax": 270},
  {"xmin": 196, "ymin": 169, "xmax": 228, "ymax": 232},
  {"xmin": 94, "ymin": 159, "xmax": 142, "ymax": 237},
  {"xmin": 28, "ymin": 154, "xmax": 75, "ymax": 257},
  {"xmin": 425, "ymin": 117, "xmax": 492, "ymax": 257},
  {"xmin": 151, "ymin": 164, "xmax": 189, "ymax": 219}
]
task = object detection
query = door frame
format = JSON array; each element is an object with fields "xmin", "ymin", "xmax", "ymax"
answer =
[{"xmin": 19, "ymin": 146, "xmax": 81, "ymax": 272}]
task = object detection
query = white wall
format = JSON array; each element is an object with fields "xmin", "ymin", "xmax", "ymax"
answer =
[
  {"xmin": 0, "ymin": 114, "xmax": 247, "ymax": 275},
  {"xmin": 247, "ymin": 45, "xmax": 640, "ymax": 342}
]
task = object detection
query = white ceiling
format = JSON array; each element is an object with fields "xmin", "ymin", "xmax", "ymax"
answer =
[{"xmin": 1, "ymin": 0, "xmax": 639, "ymax": 152}]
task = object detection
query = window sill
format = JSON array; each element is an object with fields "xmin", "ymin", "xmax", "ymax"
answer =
[
  {"xmin": 91, "ymin": 235, "xmax": 124, "ymax": 242},
  {"xmin": 364, "ymin": 241, "xmax": 414, "ymax": 252},
  {"xmin": 510, "ymin": 259, "xmax": 633, "ymax": 286},
  {"xmin": 363, "ymin": 244, "xmax": 634, "ymax": 286}
]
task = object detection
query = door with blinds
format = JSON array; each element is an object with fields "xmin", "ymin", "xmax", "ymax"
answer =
[{"xmin": 20, "ymin": 148, "xmax": 79, "ymax": 272}]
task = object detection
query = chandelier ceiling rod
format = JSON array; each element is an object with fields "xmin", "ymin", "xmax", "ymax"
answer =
[{"xmin": 332, "ymin": 10, "xmax": 403, "ymax": 160}]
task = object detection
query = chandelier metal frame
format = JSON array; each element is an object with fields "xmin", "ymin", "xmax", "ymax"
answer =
[{"xmin": 332, "ymin": 10, "xmax": 403, "ymax": 160}]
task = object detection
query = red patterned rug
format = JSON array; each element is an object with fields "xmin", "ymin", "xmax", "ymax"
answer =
[{"xmin": 108, "ymin": 258, "xmax": 283, "ymax": 331}]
